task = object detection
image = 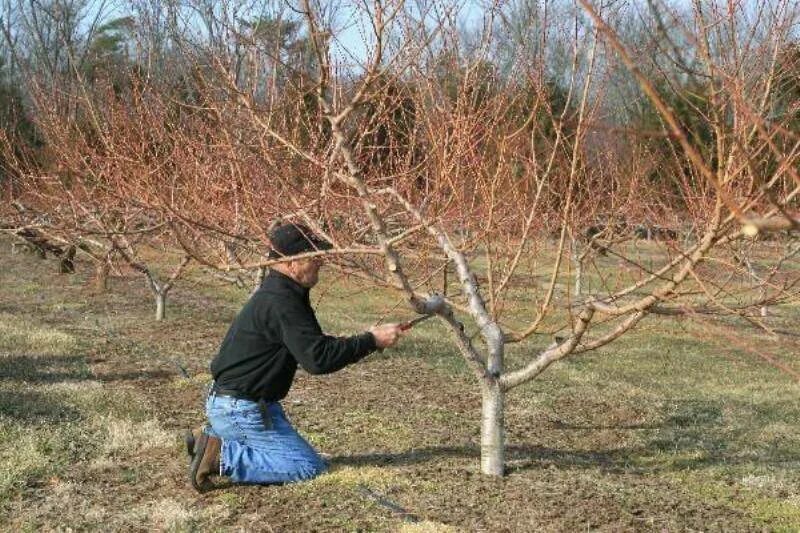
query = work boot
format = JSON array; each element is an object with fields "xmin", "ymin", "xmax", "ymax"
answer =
[
  {"xmin": 184, "ymin": 428, "xmax": 203, "ymax": 459},
  {"xmin": 188, "ymin": 432, "xmax": 221, "ymax": 492}
]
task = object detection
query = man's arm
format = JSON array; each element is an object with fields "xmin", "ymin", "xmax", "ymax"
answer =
[{"xmin": 277, "ymin": 301, "xmax": 401, "ymax": 375}]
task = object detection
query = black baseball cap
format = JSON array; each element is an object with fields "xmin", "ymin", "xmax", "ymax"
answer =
[{"xmin": 268, "ymin": 223, "xmax": 332, "ymax": 259}]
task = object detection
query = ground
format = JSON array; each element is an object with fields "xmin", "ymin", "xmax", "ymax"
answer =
[{"xmin": 1, "ymin": 239, "xmax": 799, "ymax": 532}]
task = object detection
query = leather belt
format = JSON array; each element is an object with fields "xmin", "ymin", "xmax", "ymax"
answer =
[
  {"xmin": 211, "ymin": 384, "xmax": 273, "ymax": 430},
  {"xmin": 212, "ymin": 385, "xmax": 258, "ymax": 402}
]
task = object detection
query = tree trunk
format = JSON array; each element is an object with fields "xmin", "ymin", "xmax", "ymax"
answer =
[
  {"xmin": 93, "ymin": 261, "xmax": 110, "ymax": 293},
  {"xmin": 572, "ymin": 244, "xmax": 583, "ymax": 297},
  {"xmin": 743, "ymin": 256, "xmax": 768, "ymax": 317},
  {"xmin": 155, "ymin": 292, "xmax": 166, "ymax": 321},
  {"xmin": 59, "ymin": 245, "xmax": 76, "ymax": 273},
  {"xmin": 480, "ymin": 382, "xmax": 505, "ymax": 476},
  {"xmin": 571, "ymin": 239, "xmax": 592, "ymax": 298}
]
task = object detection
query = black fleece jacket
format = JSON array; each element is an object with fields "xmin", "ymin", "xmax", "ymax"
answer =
[{"xmin": 210, "ymin": 270, "xmax": 377, "ymax": 401}]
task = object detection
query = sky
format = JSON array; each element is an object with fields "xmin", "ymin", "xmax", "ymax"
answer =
[{"xmin": 325, "ymin": 1, "xmax": 486, "ymax": 68}]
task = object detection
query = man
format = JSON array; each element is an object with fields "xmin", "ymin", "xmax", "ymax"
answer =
[{"xmin": 187, "ymin": 223, "xmax": 404, "ymax": 491}]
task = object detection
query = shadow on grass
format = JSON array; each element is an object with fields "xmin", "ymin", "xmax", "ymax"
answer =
[
  {"xmin": 0, "ymin": 353, "xmax": 91, "ymax": 382},
  {"xmin": 0, "ymin": 389, "xmax": 82, "ymax": 423},
  {"xmin": 330, "ymin": 438, "xmax": 799, "ymax": 475},
  {"xmin": 330, "ymin": 443, "xmax": 648, "ymax": 473},
  {"xmin": 548, "ymin": 398, "xmax": 724, "ymax": 431},
  {"xmin": 94, "ymin": 368, "xmax": 177, "ymax": 383},
  {"xmin": 0, "ymin": 353, "xmax": 179, "ymax": 384},
  {"xmin": 330, "ymin": 397, "xmax": 799, "ymax": 475}
]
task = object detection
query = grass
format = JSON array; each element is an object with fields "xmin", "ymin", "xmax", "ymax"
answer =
[
  {"xmin": 0, "ymin": 313, "xmax": 78, "ymax": 356},
  {"xmin": 1, "ymin": 237, "xmax": 799, "ymax": 531}
]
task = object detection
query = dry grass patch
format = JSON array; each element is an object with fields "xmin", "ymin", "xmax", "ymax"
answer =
[
  {"xmin": 122, "ymin": 498, "xmax": 233, "ymax": 531},
  {"xmin": 312, "ymin": 465, "xmax": 406, "ymax": 491},
  {"xmin": 168, "ymin": 372, "xmax": 212, "ymax": 391},
  {"xmin": 337, "ymin": 408, "xmax": 415, "ymax": 445},
  {"xmin": 100, "ymin": 417, "xmax": 174, "ymax": 456},
  {"xmin": 287, "ymin": 465, "xmax": 411, "ymax": 499},
  {"xmin": 0, "ymin": 313, "xmax": 76, "ymax": 356},
  {"xmin": 127, "ymin": 498, "xmax": 199, "ymax": 531},
  {"xmin": 45, "ymin": 380, "xmax": 104, "ymax": 393},
  {"xmin": 400, "ymin": 520, "xmax": 460, "ymax": 533},
  {"xmin": 0, "ymin": 430, "xmax": 48, "ymax": 498}
]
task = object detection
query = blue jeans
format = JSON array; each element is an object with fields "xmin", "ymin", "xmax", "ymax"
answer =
[{"xmin": 205, "ymin": 390, "xmax": 328, "ymax": 484}]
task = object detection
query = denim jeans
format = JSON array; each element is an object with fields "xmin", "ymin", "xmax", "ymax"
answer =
[{"xmin": 205, "ymin": 390, "xmax": 328, "ymax": 484}]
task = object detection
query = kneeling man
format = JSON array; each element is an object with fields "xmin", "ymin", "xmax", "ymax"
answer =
[{"xmin": 188, "ymin": 223, "xmax": 403, "ymax": 491}]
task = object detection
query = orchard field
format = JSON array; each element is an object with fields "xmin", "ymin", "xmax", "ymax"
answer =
[
  {"xmin": 2, "ymin": 239, "xmax": 799, "ymax": 532},
  {"xmin": 3, "ymin": 2, "xmax": 800, "ymax": 529}
]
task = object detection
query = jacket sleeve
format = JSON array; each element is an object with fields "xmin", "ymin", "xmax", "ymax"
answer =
[{"xmin": 276, "ymin": 299, "xmax": 377, "ymax": 375}]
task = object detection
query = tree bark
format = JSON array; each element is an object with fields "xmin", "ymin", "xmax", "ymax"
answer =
[{"xmin": 480, "ymin": 382, "xmax": 505, "ymax": 476}]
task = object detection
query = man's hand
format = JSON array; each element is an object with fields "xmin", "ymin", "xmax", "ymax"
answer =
[{"xmin": 369, "ymin": 323, "xmax": 404, "ymax": 349}]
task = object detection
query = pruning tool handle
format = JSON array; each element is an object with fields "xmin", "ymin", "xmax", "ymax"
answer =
[{"xmin": 400, "ymin": 314, "xmax": 435, "ymax": 331}]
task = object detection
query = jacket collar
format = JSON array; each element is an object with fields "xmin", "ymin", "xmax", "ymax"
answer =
[{"xmin": 263, "ymin": 269, "xmax": 309, "ymax": 298}]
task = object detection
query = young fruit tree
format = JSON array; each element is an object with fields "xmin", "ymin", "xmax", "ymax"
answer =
[
  {"xmin": 154, "ymin": 0, "xmax": 800, "ymax": 475},
  {"xmin": 0, "ymin": 74, "xmax": 195, "ymax": 320}
]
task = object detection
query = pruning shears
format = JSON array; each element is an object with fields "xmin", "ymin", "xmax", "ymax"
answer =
[{"xmin": 400, "ymin": 314, "xmax": 435, "ymax": 331}]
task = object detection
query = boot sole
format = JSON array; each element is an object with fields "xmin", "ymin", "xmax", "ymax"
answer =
[{"xmin": 188, "ymin": 433, "xmax": 210, "ymax": 492}]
